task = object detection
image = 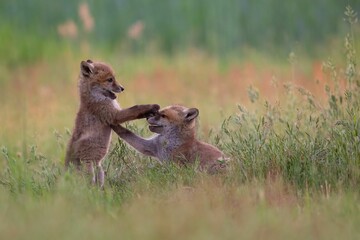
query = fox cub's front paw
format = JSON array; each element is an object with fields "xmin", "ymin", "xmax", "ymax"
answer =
[{"xmin": 137, "ymin": 104, "xmax": 160, "ymax": 119}]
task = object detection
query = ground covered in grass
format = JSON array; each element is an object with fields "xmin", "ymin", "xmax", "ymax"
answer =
[{"xmin": 1, "ymin": 173, "xmax": 360, "ymax": 240}]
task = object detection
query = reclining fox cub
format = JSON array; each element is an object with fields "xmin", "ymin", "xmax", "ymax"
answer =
[
  {"xmin": 112, "ymin": 105, "xmax": 228, "ymax": 173},
  {"xmin": 65, "ymin": 60, "xmax": 159, "ymax": 187}
]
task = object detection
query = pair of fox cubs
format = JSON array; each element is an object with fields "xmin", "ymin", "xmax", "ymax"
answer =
[{"xmin": 66, "ymin": 60, "xmax": 227, "ymax": 187}]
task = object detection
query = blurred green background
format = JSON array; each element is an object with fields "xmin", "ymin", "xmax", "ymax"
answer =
[{"xmin": 1, "ymin": 0, "xmax": 359, "ymax": 67}]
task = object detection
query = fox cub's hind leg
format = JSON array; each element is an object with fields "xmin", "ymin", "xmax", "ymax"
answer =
[
  {"xmin": 95, "ymin": 164, "xmax": 105, "ymax": 189},
  {"xmin": 81, "ymin": 160, "xmax": 105, "ymax": 188},
  {"xmin": 82, "ymin": 160, "xmax": 96, "ymax": 185}
]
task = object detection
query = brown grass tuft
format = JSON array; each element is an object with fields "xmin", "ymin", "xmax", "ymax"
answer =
[
  {"xmin": 57, "ymin": 20, "xmax": 78, "ymax": 39},
  {"xmin": 79, "ymin": 2, "xmax": 94, "ymax": 33}
]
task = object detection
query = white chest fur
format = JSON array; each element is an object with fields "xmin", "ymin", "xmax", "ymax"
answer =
[{"xmin": 112, "ymin": 100, "xmax": 121, "ymax": 110}]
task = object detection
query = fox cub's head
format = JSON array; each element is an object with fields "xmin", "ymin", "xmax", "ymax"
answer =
[
  {"xmin": 147, "ymin": 105, "xmax": 199, "ymax": 134},
  {"xmin": 80, "ymin": 59, "xmax": 124, "ymax": 99}
]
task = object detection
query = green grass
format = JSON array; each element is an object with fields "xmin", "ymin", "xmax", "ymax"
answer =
[
  {"xmin": 1, "ymin": 5, "xmax": 360, "ymax": 240},
  {"xmin": 1, "ymin": 158, "xmax": 360, "ymax": 239}
]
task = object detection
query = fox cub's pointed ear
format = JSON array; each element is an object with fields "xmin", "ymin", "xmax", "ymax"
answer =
[
  {"xmin": 80, "ymin": 60, "xmax": 94, "ymax": 77},
  {"xmin": 185, "ymin": 108, "xmax": 199, "ymax": 122}
]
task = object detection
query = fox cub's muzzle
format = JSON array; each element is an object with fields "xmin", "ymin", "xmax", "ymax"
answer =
[{"xmin": 112, "ymin": 83, "xmax": 124, "ymax": 93}]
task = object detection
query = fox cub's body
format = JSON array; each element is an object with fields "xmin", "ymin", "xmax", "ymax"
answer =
[
  {"xmin": 112, "ymin": 105, "xmax": 228, "ymax": 173},
  {"xmin": 66, "ymin": 60, "xmax": 159, "ymax": 187}
]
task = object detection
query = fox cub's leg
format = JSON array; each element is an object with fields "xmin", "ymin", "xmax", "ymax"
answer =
[
  {"xmin": 95, "ymin": 163, "xmax": 105, "ymax": 189},
  {"xmin": 114, "ymin": 104, "xmax": 160, "ymax": 124},
  {"xmin": 111, "ymin": 124, "xmax": 157, "ymax": 157},
  {"xmin": 82, "ymin": 160, "xmax": 96, "ymax": 185},
  {"xmin": 81, "ymin": 159, "xmax": 105, "ymax": 188}
]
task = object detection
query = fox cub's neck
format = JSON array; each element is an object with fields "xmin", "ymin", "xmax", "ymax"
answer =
[
  {"xmin": 79, "ymin": 78, "xmax": 111, "ymax": 104},
  {"xmin": 161, "ymin": 125, "xmax": 196, "ymax": 149}
]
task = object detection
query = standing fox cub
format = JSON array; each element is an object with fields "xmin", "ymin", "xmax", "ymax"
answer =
[
  {"xmin": 65, "ymin": 60, "xmax": 159, "ymax": 187},
  {"xmin": 111, "ymin": 105, "xmax": 228, "ymax": 173}
]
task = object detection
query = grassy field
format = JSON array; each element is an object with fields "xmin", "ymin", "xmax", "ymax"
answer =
[{"xmin": 1, "ymin": 4, "xmax": 360, "ymax": 240}]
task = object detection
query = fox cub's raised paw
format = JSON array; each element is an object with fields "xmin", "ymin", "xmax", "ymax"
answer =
[{"xmin": 136, "ymin": 104, "xmax": 160, "ymax": 119}]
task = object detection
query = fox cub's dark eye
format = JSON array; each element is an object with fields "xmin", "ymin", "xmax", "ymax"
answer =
[{"xmin": 107, "ymin": 78, "xmax": 113, "ymax": 83}]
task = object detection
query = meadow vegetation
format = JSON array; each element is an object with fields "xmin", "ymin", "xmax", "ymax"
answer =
[{"xmin": 1, "ymin": 2, "xmax": 360, "ymax": 240}]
